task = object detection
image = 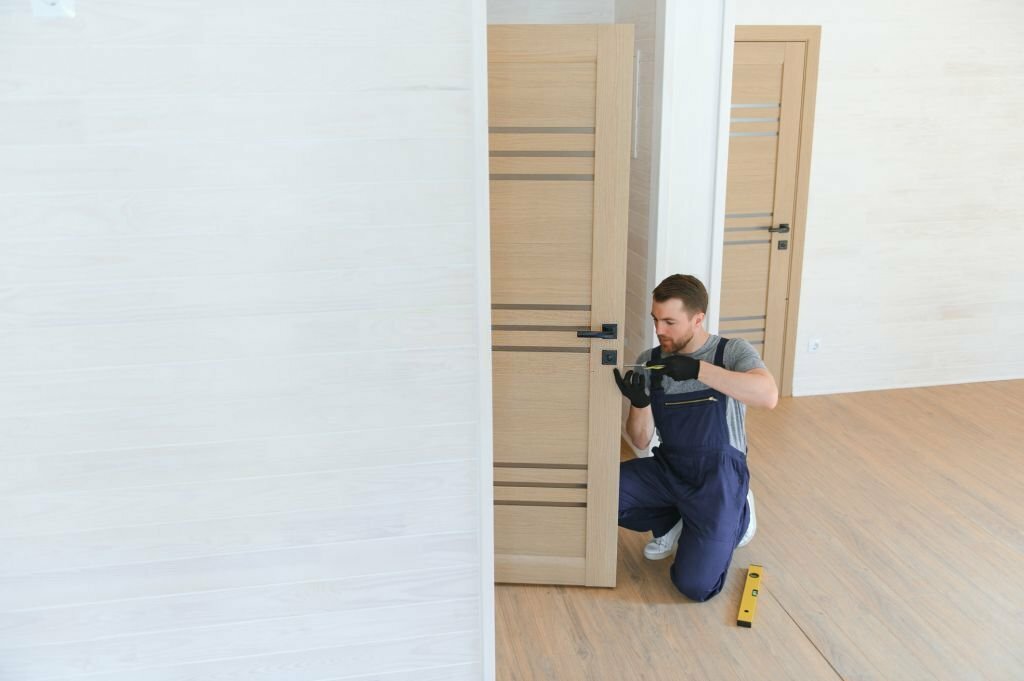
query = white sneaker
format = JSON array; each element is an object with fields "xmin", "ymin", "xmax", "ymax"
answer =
[
  {"xmin": 737, "ymin": 489, "xmax": 757, "ymax": 548},
  {"xmin": 644, "ymin": 520, "xmax": 683, "ymax": 560}
]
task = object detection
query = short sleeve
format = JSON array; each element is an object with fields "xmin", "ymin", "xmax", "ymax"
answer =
[{"xmin": 724, "ymin": 338, "xmax": 767, "ymax": 373}]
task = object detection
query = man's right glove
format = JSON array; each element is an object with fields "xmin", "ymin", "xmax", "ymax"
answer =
[
  {"xmin": 647, "ymin": 354, "xmax": 700, "ymax": 382},
  {"xmin": 613, "ymin": 368, "xmax": 651, "ymax": 409}
]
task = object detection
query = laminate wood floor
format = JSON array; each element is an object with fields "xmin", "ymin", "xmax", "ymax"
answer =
[{"xmin": 496, "ymin": 380, "xmax": 1024, "ymax": 681}]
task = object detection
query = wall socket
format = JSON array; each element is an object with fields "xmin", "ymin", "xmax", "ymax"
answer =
[{"xmin": 808, "ymin": 338, "xmax": 822, "ymax": 353}]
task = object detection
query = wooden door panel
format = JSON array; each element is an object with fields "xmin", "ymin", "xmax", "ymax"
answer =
[
  {"xmin": 490, "ymin": 330, "xmax": 590, "ymax": 349},
  {"xmin": 491, "ymin": 248, "xmax": 593, "ymax": 305},
  {"xmin": 490, "ymin": 182, "xmax": 594, "ymax": 242},
  {"xmin": 731, "ymin": 67, "xmax": 783, "ymax": 102},
  {"xmin": 493, "ymin": 466, "xmax": 589, "ymax": 483},
  {"xmin": 489, "ymin": 64, "xmax": 598, "ymax": 127},
  {"xmin": 722, "ymin": 244, "xmax": 771, "ymax": 318},
  {"xmin": 489, "ymin": 132, "xmax": 596, "ymax": 152},
  {"xmin": 733, "ymin": 42, "xmax": 786, "ymax": 65},
  {"xmin": 490, "ymin": 308, "xmax": 592, "ymax": 327},
  {"xmin": 494, "ymin": 487, "xmax": 589, "ymax": 504},
  {"xmin": 493, "ymin": 468, "xmax": 589, "ymax": 486},
  {"xmin": 495, "ymin": 506, "xmax": 587, "ymax": 557},
  {"xmin": 488, "ymin": 25, "xmax": 632, "ymax": 586},
  {"xmin": 487, "ymin": 25, "xmax": 599, "ymax": 63},
  {"xmin": 492, "ymin": 351, "xmax": 590, "ymax": 466},
  {"xmin": 726, "ymin": 138, "xmax": 778, "ymax": 213},
  {"xmin": 722, "ymin": 40, "xmax": 806, "ymax": 382},
  {"xmin": 489, "ymin": 156, "xmax": 595, "ymax": 175},
  {"xmin": 494, "ymin": 506, "xmax": 587, "ymax": 585}
]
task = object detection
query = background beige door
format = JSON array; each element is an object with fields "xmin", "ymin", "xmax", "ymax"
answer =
[
  {"xmin": 720, "ymin": 31, "xmax": 819, "ymax": 394},
  {"xmin": 488, "ymin": 25, "xmax": 633, "ymax": 587}
]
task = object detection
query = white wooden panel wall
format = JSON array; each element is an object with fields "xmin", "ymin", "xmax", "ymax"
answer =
[
  {"xmin": 488, "ymin": 0, "xmax": 615, "ymax": 23},
  {"xmin": 615, "ymin": 0, "xmax": 657, "ymax": 430},
  {"xmin": 736, "ymin": 0, "xmax": 1024, "ymax": 394},
  {"xmin": 0, "ymin": 1, "xmax": 492, "ymax": 679}
]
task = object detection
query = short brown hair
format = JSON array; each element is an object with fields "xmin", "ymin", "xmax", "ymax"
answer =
[{"xmin": 652, "ymin": 274, "xmax": 708, "ymax": 315}]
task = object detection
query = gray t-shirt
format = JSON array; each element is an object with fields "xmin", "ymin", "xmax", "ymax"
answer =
[{"xmin": 635, "ymin": 335, "xmax": 766, "ymax": 454}]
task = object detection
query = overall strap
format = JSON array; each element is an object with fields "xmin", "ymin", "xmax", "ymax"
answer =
[{"xmin": 713, "ymin": 337, "xmax": 730, "ymax": 368}]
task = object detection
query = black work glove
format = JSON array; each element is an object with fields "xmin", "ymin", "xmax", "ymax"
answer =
[
  {"xmin": 647, "ymin": 354, "xmax": 701, "ymax": 382},
  {"xmin": 613, "ymin": 368, "xmax": 651, "ymax": 408}
]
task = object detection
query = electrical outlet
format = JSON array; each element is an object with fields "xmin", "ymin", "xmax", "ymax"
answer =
[
  {"xmin": 32, "ymin": 0, "xmax": 75, "ymax": 18},
  {"xmin": 808, "ymin": 338, "xmax": 821, "ymax": 353}
]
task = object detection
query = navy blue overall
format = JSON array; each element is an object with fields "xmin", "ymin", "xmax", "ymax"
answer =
[{"xmin": 618, "ymin": 338, "xmax": 751, "ymax": 602}]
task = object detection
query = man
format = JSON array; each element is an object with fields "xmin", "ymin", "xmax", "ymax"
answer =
[{"xmin": 614, "ymin": 274, "xmax": 778, "ymax": 602}]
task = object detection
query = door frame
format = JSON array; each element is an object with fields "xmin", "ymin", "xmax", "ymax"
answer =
[{"xmin": 471, "ymin": 1, "xmax": 495, "ymax": 679}]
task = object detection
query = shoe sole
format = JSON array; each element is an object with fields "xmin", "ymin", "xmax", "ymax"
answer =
[
  {"xmin": 737, "ymin": 492, "xmax": 757, "ymax": 548},
  {"xmin": 644, "ymin": 521, "xmax": 683, "ymax": 560}
]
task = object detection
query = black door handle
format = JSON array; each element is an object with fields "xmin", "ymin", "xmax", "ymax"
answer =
[
  {"xmin": 768, "ymin": 223, "xmax": 790, "ymax": 234},
  {"xmin": 577, "ymin": 323, "xmax": 618, "ymax": 340}
]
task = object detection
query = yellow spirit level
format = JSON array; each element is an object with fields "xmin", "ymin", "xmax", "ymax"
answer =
[{"xmin": 737, "ymin": 564, "xmax": 762, "ymax": 628}]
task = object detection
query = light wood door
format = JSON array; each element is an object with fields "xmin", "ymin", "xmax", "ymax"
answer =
[
  {"xmin": 488, "ymin": 25, "xmax": 633, "ymax": 587},
  {"xmin": 721, "ymin": 35, "xmax": 817, "ymax": 392}
]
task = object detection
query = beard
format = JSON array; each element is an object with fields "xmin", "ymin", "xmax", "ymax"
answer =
[{"xmin": 659, "ymin": 331, "xmax": 693, "ymax": 355}]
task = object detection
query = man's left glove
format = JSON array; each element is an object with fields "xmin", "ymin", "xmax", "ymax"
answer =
[
  {"xmin": 613, "ymin": 368, "xmax": 651, "ymax": 408},
  {"xmin": 647, "ymin": 355, "xmax": 701, "ymax": 382}
]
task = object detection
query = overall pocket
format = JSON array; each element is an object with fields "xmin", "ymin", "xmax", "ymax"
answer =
[{"xmin": 664, "ymin": 395, "xmax": 718, "ymax": 408}]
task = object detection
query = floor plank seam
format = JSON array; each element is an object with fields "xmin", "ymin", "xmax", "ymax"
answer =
[{"xmin": 766, "ymin": 589, "xmax": 846, "ymax": 681}]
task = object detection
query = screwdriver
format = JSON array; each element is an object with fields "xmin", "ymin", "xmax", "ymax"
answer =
[{"xmin": 622, "ymin": 363, "xmax": 665, "ymax": 370}]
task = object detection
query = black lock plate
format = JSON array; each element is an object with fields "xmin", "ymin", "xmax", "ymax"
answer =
[
  {"xmin": 778, "ymin": 240, "xmax": 788, "ymax": 250},
  {"xmin": 601, "ymin": 350, "xmax": 617, "ymax": 365}
]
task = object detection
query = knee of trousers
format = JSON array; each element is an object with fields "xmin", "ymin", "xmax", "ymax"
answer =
[
  {"xmin": 616, "ymin": 491, "xmax": 638, "ymax": 525},
  {"xmin": 616, "ymin": 488, "xmax": 652, "ymax": 528},
  {"xmin": 670, "ymin": 565, "xmax": 726, "ymax": 603},
  {"xmin": 617, "ymin": 463, "xmax": 646, "ymax": 514}
]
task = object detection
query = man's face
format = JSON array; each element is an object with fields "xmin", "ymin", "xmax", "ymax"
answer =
[{"xmin": 651, "ymin": 298, "xmax": 704, "ymax": 354}]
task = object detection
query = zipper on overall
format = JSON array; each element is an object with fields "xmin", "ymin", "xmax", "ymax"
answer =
[{"xmin": 664, "ymin": 396, "xmax": 718, "ymax": 406}]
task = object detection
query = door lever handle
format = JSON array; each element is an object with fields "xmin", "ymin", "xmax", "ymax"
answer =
[
  {"xmin": 768, "ymin": 223, "xmax": 790, "ymax": 234},
  {"xmin": 577, "ymin": 323, "xmax": 618, "ymax": 340}
]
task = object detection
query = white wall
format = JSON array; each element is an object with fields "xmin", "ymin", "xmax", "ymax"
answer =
[
  {"xmin": 489, "ymin": 0, "xmax": 615, "ymax": 23},
  {"xmin": 735, "ymin": 1, "xmax": 1024, "ymax": 394},
  {"xmin": 0, "ymin": 1, "xmax": 493, "ymax": 679}
]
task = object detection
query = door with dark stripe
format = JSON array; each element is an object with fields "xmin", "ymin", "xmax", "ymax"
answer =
[{"xmin": 488, "ymin": 24, "xmax": 633, "ymax": 587}]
